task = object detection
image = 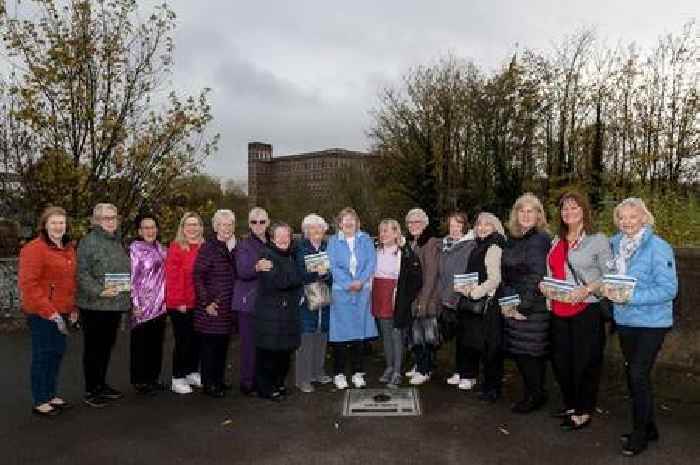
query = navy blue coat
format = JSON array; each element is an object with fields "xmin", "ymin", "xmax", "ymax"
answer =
[{"xmin": 296, "ymin": 239, "xmax": 331, "ymax": 334}]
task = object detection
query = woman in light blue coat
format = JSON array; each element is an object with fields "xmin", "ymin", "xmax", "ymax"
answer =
[
  {"xmin": 604, "ymin": 198, "xmax": 678, "ymax": 457},
  {"xmin": 327, "ymin": 207, "xmax": 377, "ymax": 390}
]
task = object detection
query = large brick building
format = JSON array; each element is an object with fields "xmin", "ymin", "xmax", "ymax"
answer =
[{"xmin": 247, "ymin": 141, "xmax": 379, "ymax": 208}]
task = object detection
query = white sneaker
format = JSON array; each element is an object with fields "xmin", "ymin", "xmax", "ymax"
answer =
[
  {"xmin": 185, "ymin": 372, "xmax": 202, "ymax": 387},
  {"xmin": 458, "ymin": 378, "xmax": 477, "ymax": 391},
  {"xmin": 409, "ymin": 373, "xmax": 431, "ymax": 385},
  {"xmin": 171, "ymin": 378, "xmax": 193, "ymax": 394},
  {"xmin": 405, "ymin": 365, "xmax": 418, "ymax": 377},
  {"xmin": 446, "ymin": 373, "xmax": 461, "ymax": 385},
  {"xmin": 351, "ymin": 372, "xmax": 366, "ymax": 388},
  {"xmin": 334, "ymin": 374, "xmax": 348, "ymax": 390}
]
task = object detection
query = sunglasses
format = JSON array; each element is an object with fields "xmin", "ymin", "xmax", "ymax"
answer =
[{"xmin": 250, "ymin": 220, "xmax": 267, "ymax": 225}]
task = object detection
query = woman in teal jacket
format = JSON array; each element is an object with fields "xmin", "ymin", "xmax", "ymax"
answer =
[
  {"xmin": 605, "ymin": 198, "xmax": 678, "ymax": 457},
  {"xmin": 327, "ymin": 207, "xmax": 377, "ymax": 390}
]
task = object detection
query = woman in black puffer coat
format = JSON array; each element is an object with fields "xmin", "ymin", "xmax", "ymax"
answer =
[
  {"xmin": 254, "ymin": 222, "xmax": 304, "ymax": 400},
  {"xmin": 501, "ymin": 193, "xmax": 552, "ymax": 414}
]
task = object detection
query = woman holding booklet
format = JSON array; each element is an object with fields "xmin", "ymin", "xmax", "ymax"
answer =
[
  {"xmin": 76, "ymin": 203, "xmax": 132, "ymax": 408},
  {"xmin": 294, "ymin": 214, "xmax": 333, "ymax": 393},
  {"xmin": 455, "ymin": 212, "xmax": 506, "ymax": 401},
  {"xmin": 542, "ymin": 191, "xmax": 611, "ymax": 431},
  {"xmin": 605, "ymin": 198, "xmax": 677, "ymax": 457},
  {"xmin": 500, "ymin": 193, "xmax": 552, "ymax": 413}
]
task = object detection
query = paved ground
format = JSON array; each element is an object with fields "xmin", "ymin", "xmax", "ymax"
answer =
[{"xmin": 1, "ymin": 323, "xmax": 699, "ymax": 465}]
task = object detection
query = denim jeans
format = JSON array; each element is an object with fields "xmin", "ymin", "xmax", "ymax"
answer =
[{"xmin": 28, "ymin": 315, "xmax": 67, "ymax": 406}]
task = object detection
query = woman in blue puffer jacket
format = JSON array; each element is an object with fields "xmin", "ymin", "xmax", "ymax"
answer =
[{"xmin": 605, "ymin": 198, "xmax": 678, "ymax": 457}]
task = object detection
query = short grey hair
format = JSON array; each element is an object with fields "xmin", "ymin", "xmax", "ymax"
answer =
[
  {"xmin": 614, "ymin": 198, "xmax": 655, "ymax": 227},
  {"xmin": 212, "ymin": 209, "xmax": 235, "ymax": 230},
  {"xmin": 91, "ymin": 203, "xmax": 118, "ymax": 226},
  {"xmin": 248, "ymin": 206, "xmax": 269, "ymax": 222},
  {"xmin": 405, "ymin": 208, "xmax": 429, "ymax": 226},
  {"xmin": 475, "ymin": 212, "xmax": 505, "ymax": 237},
  {"xmin": 301, "ymin": 213, "xmax": 328, "ymax": 236}
]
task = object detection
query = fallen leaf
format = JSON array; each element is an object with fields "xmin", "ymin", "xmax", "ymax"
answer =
[
  {"xmin": 221, "ymin": 419, "xmax": 233, "ymax": 426},
  {"xmin": 497, "ymin": 425, "xmax": 510, "ymax": 435}
]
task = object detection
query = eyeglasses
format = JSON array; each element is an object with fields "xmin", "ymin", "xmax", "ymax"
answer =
[{"xmin": 250, "ymin": 220, "xmax": 267, "ymax": 225}]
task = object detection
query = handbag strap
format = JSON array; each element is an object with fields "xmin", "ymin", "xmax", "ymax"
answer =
[{"xmin": 565, "ymin": 255, "xmax": 587, "ymax": 287}]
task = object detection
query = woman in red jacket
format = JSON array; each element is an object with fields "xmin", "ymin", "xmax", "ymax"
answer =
[
  {"xmin": 18, "ymin": 206, "xmax": 77, "ymax": 417},
  {"xmin": 165, "ymin": 212, "xmax": 204, "ymax": 394}
]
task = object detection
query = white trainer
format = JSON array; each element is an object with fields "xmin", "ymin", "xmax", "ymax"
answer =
[
  {"xmin": 446, "ymin": 373, "xmax": 461, "ymax": 385},
  {"xmin": 351, "ymin": 372, "xmax": 366, "ymax": 388},
  {"xmin": 405, "ymin": 365, "xmax": 418, "ymax": 377},
  {"xmin": 171, "ymin": 378, "xmax": 193, "ymax": 394},
  {"xmin": 185, "ymin": 372, "xmax": 202, "ymax": 387},
  {"xmin": 458, "ymin": 378, "xmax": 477, "ymax": 391},
  {"xmin": 334, "ymin": 374, "xmax": 348, "ymax": 390},
  {"xmin": 409, "ymin": 373, "xmax": 431, "ymax": 385}
]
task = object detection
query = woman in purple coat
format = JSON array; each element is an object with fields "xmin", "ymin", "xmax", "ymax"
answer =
[
  {"xmin": 232, "ymin": 207, "xmax": 270, "ymax": 396},
  {"xmin": 129, "ymin": 214, "xmax": 168, "ymax": 395},
  {"xmin": 193, "ymin": 209, "xmax": 237, "ymax": 398}
]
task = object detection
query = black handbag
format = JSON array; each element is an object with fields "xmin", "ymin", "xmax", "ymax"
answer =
[
  {"xmin": 565, "ymin": 257, "xmax": 613, "ymax": 322},
  {"xmin": 438, "ymin": 307, "xmax": 459, "ymax": 341},
  {"xmin": 457, "ymin": 295, "xmax": 491, "ymax": 315}
]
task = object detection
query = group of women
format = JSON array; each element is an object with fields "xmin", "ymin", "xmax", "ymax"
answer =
[{"xmin": 18, "ymin": 190, "xmax": 678, "ymax": 457}]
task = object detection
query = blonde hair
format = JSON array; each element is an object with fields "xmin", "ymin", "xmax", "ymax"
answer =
[
  {"xmin": 174, "ymin": 212, "xmax": 204, "ymax": 250},
  {"xmin": 475, "ymin": 212, "xmax": 505, "ymax": 237},
  {"xmin": 377, "ymin": 219, "xmax": 402, "ymax": 251},
  {"xmin": 507, "ymin": 192, "xmax": 549, "ymax": 238},
  {"xmin": 614, "ymin": 198, "xmax": 655, "ymax": 228},
  {"xmin": 91, "ymin": 203, "xmax": 118, "ymax": 226},
  {"xmin": 336, "ymin": 207, "xmax": 361, "ymax": 229}
]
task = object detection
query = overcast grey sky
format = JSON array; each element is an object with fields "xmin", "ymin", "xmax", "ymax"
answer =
[{"xmin": 157, "ymin": 0, "xmax": 696, "ymax": 184}]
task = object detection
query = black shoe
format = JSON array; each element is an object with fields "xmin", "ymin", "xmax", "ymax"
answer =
[
  {"xmin": 32, "ymin": 405, "xmax": 61, "ymax": 417},
  {"xmin": 203, "ymin": 386, "xmax": 225, "ymax": 398},
  {"xmin": 240, "ymin": 386, "xmax": 257, "ymax": 397},
  {"xmin": 83, "ymin": 393, "xmax": 108, "ymax": 408},
  {"xmin": 134, "ymin": 384, "xmax": 155, "ymax": 395},
  {"xmin": 561, "ymin": 416, "xmax": 591, "ymax": 431},
  {"xmin": 620, "ymin": 426, "xmax": 659, "ymax": 446},
  {"xmin": 258, "ymin": 391, "xmax": 282, "ymax": 402},
  {"xmin": 99, "ymin": 385, "xmax": 124, "ymax": 400},
  {"xmin": 512, "ymin": 397, "xmax": 546, "ymax": 414},
  {"xmin": 551, "ymin": 407, "xmax": 575, "ymax": 418},
  {"xmin": 478, "ymin": 390, "xmax": 500, "ymax": 403},
  {"xmin": 621, "ymin": 432, "xmax": 648, "ymax": 457},
  {"xmin": 277, "ymin": 386, "xmax": 288, "ymax": 396},
  {"xmin": 150, "ymin": 381, "xmax": 167, "ymax": 391}
]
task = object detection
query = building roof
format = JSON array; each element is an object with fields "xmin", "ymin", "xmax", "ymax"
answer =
[{"xmin": 269, "ymin": 148, "xmax": 376, "ymax": 162}]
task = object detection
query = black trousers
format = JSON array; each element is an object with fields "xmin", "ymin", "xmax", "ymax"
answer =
[
  {"xmin": 514, "ymin": 354, "xmax": 548, "ymax": 400},
  {"xmin": 130, "ymin": 315, "xmax": 166, "ymax": 385},
  {"xmin": 199, "ymin": 333, "xmax": 230, "ymax": 389},
  {"xmin": 81, "ymin": 309, "xmax": 123, "ymax": 394},
  {"xmin": 617, "ymin": 326, "xmax": 667, "ymax": 435},
  {"xmin": 169, "ymin": 310, "xmax": 200, "ymax": 378},
  {"xmin": 332, "ymin": 341, "xmax": 364, "ymax": 375},
  {"xmin": 460, "ymin": 345, "xmax": 503, "ymax": 393},
  {"xmin": 551, "ymin": 303, "xmax": 606, "ymax": 415},
  {"xmin": 414, "ymin": 344, "xmax": 437, "ymax": 375},
  {"xmin": 255, "ymin": 347, "xmax": 293, "ymax": 397}
]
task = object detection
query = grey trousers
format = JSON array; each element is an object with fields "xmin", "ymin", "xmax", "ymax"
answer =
[
  {"xmin": 379, "ymin": 319, "xmax": 405, "ymax": 375},
  {"xmin": 295, "ymin": 332, "xmax": 328, "ymax": 385}
]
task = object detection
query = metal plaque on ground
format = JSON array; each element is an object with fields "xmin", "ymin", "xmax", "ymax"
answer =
[{"xmin": 342, "ymin": 388, "xmax": 421, "ymax": 417}]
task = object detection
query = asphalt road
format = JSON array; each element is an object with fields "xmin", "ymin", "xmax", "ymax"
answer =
[{"xmin": 1, "ymin": 324, "xmax": 699, "ymax": 465}]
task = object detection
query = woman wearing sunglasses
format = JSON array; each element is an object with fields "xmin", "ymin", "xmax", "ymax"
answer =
[{"xmin": 232, "ymin": 207, "xmax": 271, "ymax": 396}]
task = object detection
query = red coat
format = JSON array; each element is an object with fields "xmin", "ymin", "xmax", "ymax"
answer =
[
  {"xmin": 165, "ymin": 241, "xmax": 201, "ymax": 310},
  {"xmin": 18, "ymin": 235, "xmax": 76, "ymax": 318}
]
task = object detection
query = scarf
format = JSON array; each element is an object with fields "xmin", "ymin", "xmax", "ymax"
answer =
[{"xmin": 615, "ymin": 226, "xmax": 646, "ymax": 274}]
